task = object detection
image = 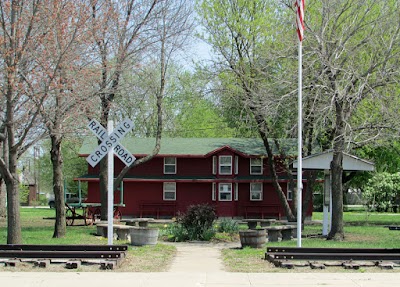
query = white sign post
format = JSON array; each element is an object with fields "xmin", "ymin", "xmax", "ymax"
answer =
[{"xmin": 86, "ymin": 119, "xmax": 135, "ymax": 245}]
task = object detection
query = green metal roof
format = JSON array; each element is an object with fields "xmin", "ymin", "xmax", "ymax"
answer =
[{"xmin": 79, "ymin": 137, "xmax": 297, "ymax": 157}]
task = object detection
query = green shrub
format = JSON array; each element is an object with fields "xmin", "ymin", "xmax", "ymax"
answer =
[
  {"xmin": 364, "ymin": 172, "xmax": 400, "ymax": 212},
  {"xmin": 161, "ymin": 223, "xmax": 188, "ymax": 242},
  {"xmin": 217, "ymin": 218, "xmax": 239, "ymax": 233},
  {"xmin": 177, "ymin": 203, "xmax": 217, "ymax": 241}
]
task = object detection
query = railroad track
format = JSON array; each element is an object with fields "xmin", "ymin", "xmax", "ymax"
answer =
[
  {"xmin": 0, "ymin": 244, "xmax": 128, "ymax": 268},
  {"xmin": 266, "ymin": 247, "xmax": 400, "ymax": 268}
]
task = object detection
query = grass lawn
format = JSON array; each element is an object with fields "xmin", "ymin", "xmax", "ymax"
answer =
[
  {"xmin": 2, "ymin": 208, "xmax": 400, "ymax": 272},
  {"xmin": 223, "ymin": 212, "xmax": 400, "ymax": 272},
  {"xmin": 0, "ymin": 207, "xmax": 176, "ymax": 272}
]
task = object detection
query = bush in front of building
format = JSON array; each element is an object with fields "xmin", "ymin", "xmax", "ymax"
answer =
[
  {"xmin": 216, "ymin": 218, "xmax": 239, "ymax": 233},
  {"xmin": 177, "ymin": 203, "xmax": 217, "ymax": 241},
  {"xmin": 161, "ymin": 223, "xmax": 189, "ymax": 242},
  {"xmin": 161, "ymin": 204, "xmax": 218, "ymax": 241}
]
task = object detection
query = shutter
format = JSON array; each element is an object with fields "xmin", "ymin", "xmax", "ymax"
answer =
[
  {"xmin": 234, "ymin": 156, "xmax": 238, "ymax": 174},
  {"xmin": 212, "ymin": 156, "xmax": 217, "ymax": 175},
  {"xmin": 212, "ymin": 183, "xmax": 216, "ymax": 201},
  {"xmin": 234, "ymin": 183, "xmax": 238, "ymax": 201}
]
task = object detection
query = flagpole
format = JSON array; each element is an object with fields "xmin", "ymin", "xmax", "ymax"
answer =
[
  {"xmin": 297, "ymin": 39, "xmax": 303, "ymax": 248},
  {"xmin": 295, "ymin": 0, "xmax": 304, "ymax": 248}
]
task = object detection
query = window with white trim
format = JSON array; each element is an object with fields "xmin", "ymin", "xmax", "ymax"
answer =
[
  {"xmin": 250, "ymin": 158, "xmax": 263, "ymax": 175},
  {"xmin": 163, "ymin": 182, "xmax": 176, "ymax": 200},
  {"xmin": 219, "ymin": 156, "xmax": 232, "ymax": 175},
  {"xmin": 219, "ymin": 183, "xmax": 232, "ymax": 201},
  {"xmin": 164, "ymin": 157, "xmax": 176, "ymax": 174},
  {"xmin": 250, "ymin": 182, "xmax": 263, "ymax": 201}
]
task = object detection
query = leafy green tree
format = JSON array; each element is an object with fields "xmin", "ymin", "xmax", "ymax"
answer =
[
  {"xmin": 198, "ymin": 0, "xmax": 298, "ymax": 220},
  {"xmin": 304, "ymin": 0, "xmax": 400, "ymax": 240},
  {"xmin": 38, "ymin": 138, "xmax": 87, "ymax": 197},
  {"xmin": 364, "ymin": 173, "xmax": 400, "ymax": 212},
  {"xmin": 162, "ymin": 70, "xmax": 235, "ymax": 137}
]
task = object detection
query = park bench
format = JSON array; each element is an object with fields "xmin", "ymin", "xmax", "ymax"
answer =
[
  {"xmin": 96, "ymin": 223, "xmax": 133, "ymax": 241},
  {"xmin": 139, "ymin": 202, "xmax": 176, "ymax": 218},
  {"xmin": 121, "ymin": 218, "xmax": 154, "ymax": 227},
  {"xmin": 265, "ymin": 225, "xmax": 296, "ymax": 242},
  {"xmin": 242, "ymin": 219, "xmax": 276, "ymax": 229},
  {"xmin": 242, "ymin": 204, "xmax": 281, "ymax": 219}
]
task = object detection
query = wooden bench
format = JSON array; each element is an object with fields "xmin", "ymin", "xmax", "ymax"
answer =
[
  {"xmin": 242, "ymin": 204, "xmax": 281, "ymax": 219},
  {"xmin": 121, "ymin": 218, "xmax": 154, "ymax": 227},
  {"xmin": 139, "ymin": 202, "xmax": 176, "ymax": 219},
  {"xmin": 96, "ymin": 224, "xmax": 133, "ymax": 241},
  {"xmin": 242, "ymin": 219, "xmax": 276, "ymax": 229},
  {"xmin": 265, "ymin": 225, "xmax": 296, "ymax": 242}
]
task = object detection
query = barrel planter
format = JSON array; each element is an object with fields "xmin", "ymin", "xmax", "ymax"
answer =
[
  {"xmin": 130, "ymin": 227, "xmax": 159, "ymax": 246},
  {"xmin": 239, "ymin": 229, "xmax": 266, "ymax": 248}
]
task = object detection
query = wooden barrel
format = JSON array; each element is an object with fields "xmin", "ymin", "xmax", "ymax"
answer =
[
  {"xmin": 239, "ymin": 229, "xmax": 266, "ymax": 248},
  {"xmin": 130, "ymin": 227, "xmax": 159, "ymax": 246}
]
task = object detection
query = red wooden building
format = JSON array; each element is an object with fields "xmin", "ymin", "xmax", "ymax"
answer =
[{"xmin": 77, "ymin": 138, "xmax": 311, "ymax": 219}]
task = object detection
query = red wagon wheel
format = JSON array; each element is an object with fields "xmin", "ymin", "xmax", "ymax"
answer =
[
  {"xmin": 84, "ymin": 209, "xmax": 94, "ymax": 226},
  {"xmin": 94, "ymin": 208, "xmax": 101, "ymax": 222},
  {"xmin": 66, "ymin": 208, "xmax": 75, "ymax": 226},
  {"xmin": 113, "ymin": 208, "xmax": 122, "ymax": 221}
]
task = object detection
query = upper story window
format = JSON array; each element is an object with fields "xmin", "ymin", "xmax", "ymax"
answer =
[
  {"xmin": 250, "ymin": 182, "xmax": 263, "ymax": 201},
  {"xmin": 164, "ymin": 157, "xmax": 176, "ymax": 174},
  {"xmin": 250, "ymin": 158, "xmax": 263, "ymax": 175},
  {"xmin": 163, "ymin": 182, "xmax": 176, "ymax": 200},
  {"xmin": 219, "ymin": 183, "xmax": 232, "ymax": 201},
  {"xmin": 219, "ymin": 156, "xmax": 232, "ymax": 175}
]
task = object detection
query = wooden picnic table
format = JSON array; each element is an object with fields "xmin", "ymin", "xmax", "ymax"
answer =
[
  {"xmin": 242, "ymin": 219, "xmax": 276, "ymax": 229},
  {"xmin": 121, "ymin": 218, "xmax": 154, "ymax": 227}
]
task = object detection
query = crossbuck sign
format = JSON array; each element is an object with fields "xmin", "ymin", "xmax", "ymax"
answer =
[{"xmin": 86, "ymin": 119, "xmax": 136, "ymax": 167}]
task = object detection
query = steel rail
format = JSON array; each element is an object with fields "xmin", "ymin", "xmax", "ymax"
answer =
[
  {"xmin": 266, "ymin": 247, "xmax": 400, "ymax": 254},
  {"xmin": 266, "ymin": 252, "xmax": 400, "ymax": 261},
  {"xmin": 0, "ymin": 250, "xmax": 125, "ymax": 259},
  {"xmin": 0, "ymin": 244, "xmax": 128, "ymax": 252}
]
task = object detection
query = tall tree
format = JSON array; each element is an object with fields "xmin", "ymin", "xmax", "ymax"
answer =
[
  {"xmin": 88, "ymin": 0, "xmax": 160, "ymax": 220},
  {"xmin": 0, "ymin": 0, "xmax": 48, "ymax": 244},
  {"xmin": 304, "ymin": 0, "xmax": 400, "ymax": 240},
  {"xmin": 198, "ymin": 0, "xmax": 298, "ymax": 220},
  {"xmin": 89, "ymin": 0, "xmax": 194, "ymax": 219},
  {"xmin": 36, "ymin": 1, "xmax": 93, "ymax": 238}
]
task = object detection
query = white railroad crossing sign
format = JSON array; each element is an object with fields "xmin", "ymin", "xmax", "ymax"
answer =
[{"xmin": 86, "ymin": 119, "xmax": 136, "ymax": 167}]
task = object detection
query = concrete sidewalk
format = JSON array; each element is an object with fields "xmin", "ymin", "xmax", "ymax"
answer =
[
  {"xmin": 1, "ymin": 271, "xmax": 399, "ymax": 286},
  {"xmin": 167, "ymin": 241, "xmax": 237, "ymax": 272}
]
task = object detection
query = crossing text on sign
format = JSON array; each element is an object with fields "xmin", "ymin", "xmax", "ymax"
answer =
[{"xmin": 86, "ymin": 119, "xmax": 134, "ymax": 167}]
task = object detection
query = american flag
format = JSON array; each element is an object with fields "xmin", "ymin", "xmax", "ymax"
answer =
[{"xmin": 295, "ymin": 0, "xmax": 305, "ymax": 41}]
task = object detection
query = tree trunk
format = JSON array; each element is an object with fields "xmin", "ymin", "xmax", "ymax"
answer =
[
  {"xmin": 254, "ymin": 114, "xmax": 295, "ymax": 221},
  {"xmin": 99, "ymin": 101, "xmax": 110, "ymax": 221},
  {"xmin": 303, "ymin": 170, "xmax": 317, "ymax": 221},
  {"xmin": 328, "ymin": 100, "xmax": 346, "ymax": 241},
  {"xmin": 51, "ymin": 134, "xmax": 66, "ymax": 238},
  {"xmin": 99, "ymin": 158, "xmax": 108, "ymax": 220},
  {"xmin": 328, "ymin": 149, "xmax": 344, "ymax": 240},
  {"xmin": 6, "ymin": 151, "xmax": 21, "ymax": 244},
  {"xmin": 0, "ymin": 178, "xmax": 5, "ymax": 218},
  {"xmin": 0, "ymin": 138, "xmax": 6, "ymax": 218}
]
